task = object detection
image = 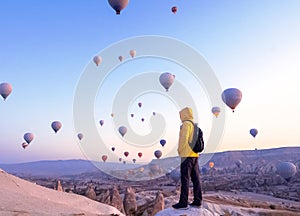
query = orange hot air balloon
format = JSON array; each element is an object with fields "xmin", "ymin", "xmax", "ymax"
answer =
[
  {"xmin": 209, "ymin": 162, "xmax": 214, "ymax": 168},
  {"xmin": 102, "ymin": 155, "xmax": 108, "ymax": 162}
]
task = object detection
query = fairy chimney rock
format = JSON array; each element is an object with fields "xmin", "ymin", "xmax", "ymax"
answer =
[{"xmin": 123, "ymin": 186, "xmax": 137, "ymax": 216}]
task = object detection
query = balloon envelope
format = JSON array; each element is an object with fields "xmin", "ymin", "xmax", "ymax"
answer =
[
  {"xmin": 154, "ymin": 150, "xmax": 162, "ymax": 159},
  {"xmin": 132, "ymin": 159, "xmax": 136, "ymax": 163},
  {"xmin": 209, "ymin": 161, "xmax": 214, "ymax": 168},
  {"xmin": 51, "ymin": 121, "xmax": 62, "ymax": 133},
  {"xmin": 159, "ymin": 72, "xmax": 175, "ymax": 91},
  {"xmin": 24, "ymin": 133, "xmax": 34, "ymax": 144},
  {"xmin": 118, "ymin": 126, "xmax": 127, "ymax": 137},
  {"xmin": 111, "ymin": 147, "xmax": 115, "ymax": 151},
  {"xmin": 108, "ymin": 0, "xmax": 129, "ymax": 15},
  {"xmin": 138, "ymin": 102, "xmax": 142, "ymax": 108},
  {"xmin": 171, "ymin": 6, "xmax": 177, "ymax": 14},
  {"xmin": 0, "ymin": 82, "xmax": 13, "ymax": 100},
  {"xmin": 102, "ymin": 155, "xmax": 108, "ymax": 162},
  {"xmin": 211, "ymin": 106, "xmax": 221, "ymax": 118},
  {"xmin": 160, "ymin": 139, "xmax": 166, "ymax": 147},
  {"xmin": 250, "ymin": 128, "xmax": 258, "ymax": 138},
  {"xmin": 129, "ymin": 49, "xmax": 136, "ymax": 58},
  {"xmin": 22, "ymin": 142, "xmax": 29, "ymax": 149},
  {"xmin": 99, "ymin": 120, "xmax": 104, "ymax": 126},
  {"xmin": 93, "ymin": 55, "xmax": 102, "ymax": 66},
  {"xmin": 221, "ymin": 88, "xmax": 242, "ymax": 112},
  {"xmin": 130, "ymin": 113, "xmax": 134, "ymax": 118},
  {"xmin": 124, "ymin": 151, "xmax": 129, "ymax": 157},
  {"xmin": 77, "ymin": 133, "xmax": 84, "ymax": 140},
  {"xmin": 276, "ymin": 162, "xmax": 297, "ymax": 181},
  {"xmin": 138, "ymin": 152, "xmax": 142, "ymax": 158},
  {"xmin": 118, "ymin": 56, "xmax": 123, "ymax": 62}
]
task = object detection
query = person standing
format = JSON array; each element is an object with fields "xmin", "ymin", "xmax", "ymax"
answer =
[{"xmin": 172, "ymin": 107, "xmax": 202, "ymax": 209}]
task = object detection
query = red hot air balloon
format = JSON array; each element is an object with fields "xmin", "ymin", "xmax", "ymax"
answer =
[
  {"xmin": 124, "ymin": 151, "xmax": 129, "ymax": 157},
  {"xmin": 102, "ymin": 155, "xmax": 108, "ymax": 162},
  {"xmin": 171, "ymin": 6, "xmax": 178, "ymax": 14},
  {"xmin": 138, "ymin": 152, "xmax": 142, "ymax": 158},
  {"xmin": 22, "ymin": 142, "xmax": 29, "ymax": 149}
]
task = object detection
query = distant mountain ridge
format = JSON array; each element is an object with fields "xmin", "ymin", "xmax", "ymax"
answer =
[{"xmin": 1, "ymin": 147, "xmax": 299, "ymax": 177}]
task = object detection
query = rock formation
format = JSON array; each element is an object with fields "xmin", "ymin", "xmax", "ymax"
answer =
[
  {"xmin": 85, "ymin": 184, "xmax": 96, "ymax": 200},
  {"xmin": 151, "ymin": 190, "xmax": 164, "ymax": 216},
  {"xmin": 110, "ymin": 186, "xmax": 125, "ymax": 213},
  {"xmin": 123, "ymin": 186, "xmax": 137, "ymax": 216}
]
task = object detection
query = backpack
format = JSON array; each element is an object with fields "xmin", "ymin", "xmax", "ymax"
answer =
[{"xmin": 184, "ymin": 120, "xmax": 204, "ymax": 153}]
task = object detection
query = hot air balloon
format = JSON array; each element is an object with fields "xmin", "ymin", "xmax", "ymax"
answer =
[
  {"xmin": 102, "ymin": 155, "xmax": 108, "ymax": 162},
  {"xmin": 211, "ymin": 107, "xmax": 221, "ymax": 118},
  {"xmin": 171, "ymin": 6, "xmax": 177, "ymax": 14},
  {"xmin": 130, "ymin": 113, "xmax": 134, "ymax": 118},
  {"xmin": 221, "ymin": 88, "xmax": 242, "ymax": 112},
  {"xmin": 108, "ymin": 0, "xmax": 129, "ymax": 15},
  {"xmin": 51, "ymin": 121, "xmax": 62, "ymax": 133},
  {"xmin": 138, "ymin": 152, "xmax": 142, "ymax": 158},
  {"xmin": 132, "ymin": 158, "xmax": 136, "ymax": 163},
  {"xmin": 99, "ymin": 120, "xmax": 104, "ymax": 126},
  {"xmin": 160, "ymin": 139, "xmax": 166, "ymax": 147},
  {"xmin": 276, "ymin": 162, "xmax": 297, "ymax": 181},
  {"xmin": 250, "ymin": 128, "xmax": 258, "ymax": 138},
  {"xmin": 77, "ymin": 133, "xmax": 84, "ymax": 140},
  {"xmin": 93, "ymin": 55, "xmax": 102, "ymax": 66},
  {"xmin": 124, "ymin": 151, "xmax": 129, "ymax": 157},
  {"xmin": 118, "ymin": 126, "xmax": 127, "ymax": 137},
  {"xmin": 129, "ymin": 49, "xmax": 136, "ymax": 58},
  {"xmin": 141, "ymin": 118, "xmax": 145, "ymax": 122},
  {"xmin": 119, "ymin": 157, "xmax": 122, "ymax": 162},
  {"xmin": 0, "ymin": 82, "xmax": 13, "ymax": 100},
  {"xmin": 209, "ymin": 161, "xmax": 214, "ymax": 168},
  {"xmin": 22, "ymin": 142, "xmax": 29, "ymax": 149},
  {"xmin": 111, "ymin": 113, "xmax": 114, "ymax": 118},
  {"xmin": 159, "ymin": 72, "xmax": 175, "ymax": 91},
  {"xmin": 23, "ymin": 133, "xmax": 34, "ymax": 144},
  {"xmin": 153, "ymin": 112, "xmax": 156, "ymax": 116},
  {"xmin": 123, "ymin": 161, "xmax": 126, "ymax": 164},
  {"xmin": 154, "ymin": 150, "xmax": 162, "ymax": 159},
  {"xmin": 111, "ymin": 147, "xmax": 115, "ymax": 151},
  {"xmin": 138, "ymin": 102, "xmax": 142, "ymax": 108},
  {"xmin": 118, "ymin": 56, "xmax": 124, "ymax": 62}
]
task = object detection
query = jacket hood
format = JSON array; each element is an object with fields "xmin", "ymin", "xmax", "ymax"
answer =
[{"xmin": 179, "ymin": 107, "xmax": 194, "ymax": 122}]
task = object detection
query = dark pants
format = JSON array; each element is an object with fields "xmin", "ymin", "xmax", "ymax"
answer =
[{"xmin": 179, "ymin": 157, "xmax": 202, "ymax": 205}]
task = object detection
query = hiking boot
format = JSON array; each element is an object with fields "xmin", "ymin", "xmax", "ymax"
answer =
[{"xmin": 172, "ymin": 203, "xmax": 189, "ymax": 210}]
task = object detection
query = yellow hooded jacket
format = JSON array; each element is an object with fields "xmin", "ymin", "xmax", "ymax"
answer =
[{"xmin": 177, "ymin": 107, "xmax": 199, "ymax": 158}]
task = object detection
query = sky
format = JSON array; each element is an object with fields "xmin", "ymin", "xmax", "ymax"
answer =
[{"xmin": 0, "ymin": 0, "xmax": 300, "ymax": 164}]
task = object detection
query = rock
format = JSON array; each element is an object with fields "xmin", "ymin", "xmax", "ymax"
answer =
[
  {"xmin": 155, "ymin": 207, "xmax": 214, "ymax": 216},
  {"xmin": 151, "ymin": 191, "xmax": 164, "ymax": 216},
  {"xmin": 54, "ymin": 180, "xmax": 63, "ymax": 192},
  {"xmin": 110, "ymin": 186, "xmax": 125, "ymax": 213},
  {"xmin": 98, "ymin": 189, "xmax": 110, "ymax": 204},
  {"xmin": 123, "ymin": 186, "xmax": 137, "ymax": 216},
  {"xmin": 85, "ymin": 184, "xmax": 97, "ymax": 200}
]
